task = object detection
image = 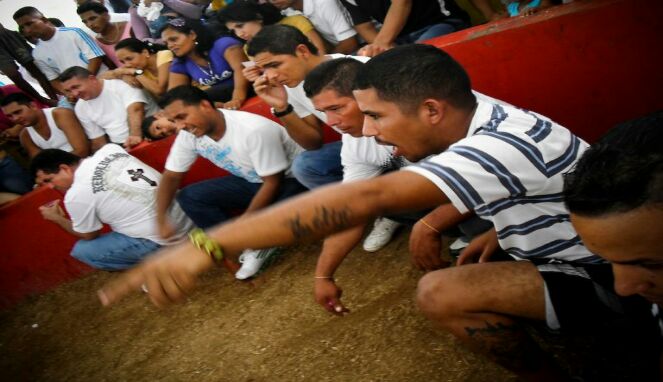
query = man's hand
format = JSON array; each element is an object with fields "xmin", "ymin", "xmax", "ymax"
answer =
[
  {"xmin": 121, "ymin": 75, "xmax": 142, "ymax": 88},
  {"xmin": 456, "ymin": 228, "xmax": 499, "ymax": 265},
  {"xmin": 124, "ymin": 135, "xmax": 142, "ymax": 148},
  {"xmin": 158, "ymin": 219, "xmax": 177, "ymax": 240},
  {"xmin": 314, "ymin": 278, "xmax": 349, "ymax": 316},
  {"xmin": 39, "ymin": 200, "xmax": 65, "ymax": 222},
  {"xmin": 1, "ymin": 124, "xmax": 24, "ymax": 140},
  {"xmin": 358, "ymin": 41, "xmax": 394, "ymax": 57},
  {"xmin": 409, "ymin": 221, "xmax": 449, "ymax": 271},
  {"xmin": 242, "ymin": 66, "xmax": 262, "ymax": 82},
  {"xmin": 98, "ymin": 241, "xmax": 214, "ymax": 308},
  {"xmin": 223, "ymin": 98, "xmax": 243, "ymax": 110},
  {"xmin": 253, "ymin": 75, "xmax": 288, "ymax": 110}
]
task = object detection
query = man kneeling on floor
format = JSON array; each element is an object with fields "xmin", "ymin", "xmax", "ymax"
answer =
[
  {"xmin": 155, "ymin": 86, "xmax": 307, "ymax": 279},
  {"xmin": 33, "ymin": 146, "xmax": 193, "ymax": 270}
]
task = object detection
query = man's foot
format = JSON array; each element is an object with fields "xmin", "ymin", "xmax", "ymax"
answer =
[
  {"xmin": 362, "ymin": 218, "xmax": 402, "ymax": 252},
  {"xmin": 235, "ymin": 248, "xmax": 278, "ymax": 280}
]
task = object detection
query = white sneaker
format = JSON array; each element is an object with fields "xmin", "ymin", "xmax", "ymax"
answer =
[
  {"xmin": 362, "ymin": 217, "xmax": 402, "ymax": 252},
  {"xmin": 235, "ymin": 248, "xmax": 277, "ymax": 280},
  {"xmin": 449, "ymin": 236, "xmax": 470, "ymax": 252}
]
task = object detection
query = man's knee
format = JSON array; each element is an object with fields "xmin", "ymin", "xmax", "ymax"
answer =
[
  {"xmin": 416, "ymin": 270, "xmax": 466, "ymax": 322},
  {"xmin": 71, "ymin": 239, "xmax": 97, "ymax": 264}
]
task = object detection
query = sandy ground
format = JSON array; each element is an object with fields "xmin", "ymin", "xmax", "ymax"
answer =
[{"xmin": 0, "ymin": 232, "xmax": 658, "ymax": 381}]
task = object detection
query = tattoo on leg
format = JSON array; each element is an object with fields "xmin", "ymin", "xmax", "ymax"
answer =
[
  {"xmin": 464, "ymin": 321, "xmax": 550, "ymax": 374},
  {"xmin": 288, "ymin": 206, "xmax": 352, "ymax": 241}
]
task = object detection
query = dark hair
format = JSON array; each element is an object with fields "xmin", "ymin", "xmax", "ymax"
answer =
[
  {"xmin": 13, "ymin": 6, "xmax": 43, "ymax": 20},
  {"xmin": 58, "ymin": 66, "xmax": 92, "ymax": 82},
  {"xmin": 159, "ymin": 85, "xmax": 213, "ymax": 109},
  {"xmin": 218, "ymin": 1, "xmax": 283, "ymax": 27},
  {"xmin": 564, "ymin": 111, "xmax": 663, "ymax": 216},
  {"xmin": 0, "ymin": 92, "xmax": 34, "ymax": 107},
  {"xmin": 355, "ymin": 44, "xmax": 475, "ymax": 113},
  {"xmin": 30, "ymin": 149, "xmax": 81, "ymax": 176},
  {"xmin": 115, "ymin": 37, "xmax": 167, "ymax": 55},
  {"xmin": 76, "ymin": 1, "xmax": 109, "ymax": 15},
  {"xmin": 247, "ymin": 24, "xmax": 318, "ymax": 57},
  {"xmin": 48, "ymin": 17, "xmax": 65, "ymax": 27},
  {"xmin": 141, "ymin": 115, "xmax": 159, "ymax": 140},
  {"xmin": 304, "ymin": 58, "xmax": 363, "ymax": 98},
  {"xmin": 160, "ymin": 18, "xmax": 215, "ymax": 59}
]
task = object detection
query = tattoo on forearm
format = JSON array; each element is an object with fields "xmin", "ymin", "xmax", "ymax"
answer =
[
  {"xmin": 464, "ymin": 321, "xmax": 548, "ymax": 373},
  {"xmin": 288, "ymin": 206, "xmax": 352, "ymax": 241}
]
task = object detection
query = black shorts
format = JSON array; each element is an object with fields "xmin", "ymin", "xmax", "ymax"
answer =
[{"xmin": 533, "ymin": 259, "xmax": 656, "ymax": 333}]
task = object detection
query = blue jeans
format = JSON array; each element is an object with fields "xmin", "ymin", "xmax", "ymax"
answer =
[
  {"xmin": 291, "ymin": 141, "xmax": 343, "ymax": 189},
  {"xmin": 398, "ymin": 19, "xmax": 467, "ymax": 44},
  {"xmin": 177, "ymin": 175, "xmax": 307, "ymax": 228},
  {"xmin": 71, "ymin": 232, "xmax": 161, "ymax": 271},
  {"xmin": 0, "ymin": 155, "xmax": 33, "ymax": 194}
]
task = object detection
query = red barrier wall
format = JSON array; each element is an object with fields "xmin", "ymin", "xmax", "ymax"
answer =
[{"xmin": 1, "ymin": 0, "xmax": 660, "ymax": 309}]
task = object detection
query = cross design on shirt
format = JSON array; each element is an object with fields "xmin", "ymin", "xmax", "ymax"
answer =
[{"xmin": 127, "ymin": 168, "xmax": 157, "ymax": 186}]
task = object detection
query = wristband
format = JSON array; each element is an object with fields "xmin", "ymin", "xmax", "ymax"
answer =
[
  {"xmin": 419, "ymin": 218, "xmax": 441, "ymax": 234},
  {"xmin": 271, "ymin": 104, "xmax": 293, "ymax": 118},
  {"xmin": 189, "ymin": 228, "xmax": 224, "ymax": 264}
]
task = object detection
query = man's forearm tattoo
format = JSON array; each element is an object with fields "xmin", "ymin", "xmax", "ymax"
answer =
[{"xmin": 288, "ymin": 206, "xmax": 352, "ymax": 241}]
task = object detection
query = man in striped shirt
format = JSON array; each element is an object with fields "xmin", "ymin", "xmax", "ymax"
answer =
[
  {"xmin": 13, "ymin": 6, "xmax": 109, "ymax": 96},
  {"xmin": 99, "ymin": 44, "xmax": 654, "ymax": 380}
]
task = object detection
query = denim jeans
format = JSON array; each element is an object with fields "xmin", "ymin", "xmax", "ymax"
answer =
[
  {"xmin": 71, "ymin": 232, "xmax": 161, "ymax": 271},
  {"xmin": 0, "ymin": 155, "xmax": 33, "ymax": 194},
  {"xmin": 177, "ymin": 175, "xmax": 307, "ymax": 228},
  {"xmin": 397, "ymin": 19, "xmax": 468, "ymax": 44},
  {"xmin": 291, "ymin": 141, "xmax": 343, "ymax": 190}
]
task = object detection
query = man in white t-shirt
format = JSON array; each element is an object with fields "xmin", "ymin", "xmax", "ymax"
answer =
[
  {"xmin": 59, "ymin": 66, "xmax": 159, "ymax": 150},
  {"xmin": 270, "ymin": 0, "xmax": 359, "ymax": 54},
  {"xmin": 100, "ymin": 45, "xmax": 656, "ymax": 381},
  {"xmin": 156, "ymin": 86, "xmax": 307, "ymax": 279},
  {"xmin": 33, "ymin": 146, "xmax": 193, "ymax": 270},
  {"xmin": 13, "ymin": 6, "xmax": 110, "ymax": 96},
  {"xmin": 0, "ymin": 93, "xmax": 89, "ymax": 159}
]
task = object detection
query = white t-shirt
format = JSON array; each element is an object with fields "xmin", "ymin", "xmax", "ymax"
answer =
[
  {"xmin": 75, "ymin": 79, "xmax": 159, "ymax": 143},
  {"xmin": 33, "ymin": 28, "xmax": 108, "ymax": 81},
  {"xmin": 287, "ymin": 54, "xmax": 369, "ymax": 133},
  {"xmin": 341, "ymin": 134, "xmax": 412, "ymax": 182},
  {"xmin": 65, "ymin": 144, "xmax": 194, "ymax": 245},
  {"xmin": 164, "ymin": 109, "xmax": 304, "ymax": 183},
  {"xmin": 405, "ymin": 95, "xmax": 599, "ymax": 263},
  {"xmin": 25, "ymin": 108, "xmax": 74, "ymax": 152},
  {"xmin": 284, "ymin": 0, "xmax": 356, "ymax": 45}
]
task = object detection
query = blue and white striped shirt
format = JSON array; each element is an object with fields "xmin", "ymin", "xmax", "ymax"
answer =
[{"xmin": 405, "ymin": 95, "xmax": 600, "ymax": 263}]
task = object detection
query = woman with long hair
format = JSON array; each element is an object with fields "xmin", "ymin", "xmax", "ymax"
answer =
[{"xmin": 161, "ymin": 18, "xmax": 249, "ymax": 110}]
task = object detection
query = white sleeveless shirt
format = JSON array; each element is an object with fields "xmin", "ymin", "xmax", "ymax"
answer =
[{"xmin": 26, "ymin": 108, "xmax": 74, "ymax": 152}]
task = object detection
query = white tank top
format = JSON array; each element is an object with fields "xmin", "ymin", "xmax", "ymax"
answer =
[{"xmin": 26, "ymin": 108, "xmax": 74, "ymax": 152}]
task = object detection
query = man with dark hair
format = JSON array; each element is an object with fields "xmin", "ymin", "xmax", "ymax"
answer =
[
  {"xmin": 33, "ymin": 147, "xmax": 193, "ymax": 270},
  {"xmin": 77, "ymin": 1, "xmax": 131, "ymax": 68},
  {"xmin": 59, "ymin": 66, "xmax": 159, "ymax": 150},
  {"xmin": 156, "ymin": 86, "xmax": 306, "ymax": 279},
  {"xmin": 13, "ymin": 6, "xmax": 109, "ymax": 95},
  {"xmin": 1, "ymin": 93, "xmax": 89, "ymax": 158},
  {"xmin": 101, "ymin": 44, "xmax": 601, "ymax": 381},
  {"xmin": 247, "ymin": 25, "xmax": 401, "ymax": 252}
]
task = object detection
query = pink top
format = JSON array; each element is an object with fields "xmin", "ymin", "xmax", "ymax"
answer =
[{"xmin": 96, "ymin": 22, "xmax": 132, "ymax": 67}]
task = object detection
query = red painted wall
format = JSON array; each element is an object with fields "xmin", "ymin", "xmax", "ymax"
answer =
[{"xmin": 1, "ymin": 0, "xmax": 660, "ymax": 309}]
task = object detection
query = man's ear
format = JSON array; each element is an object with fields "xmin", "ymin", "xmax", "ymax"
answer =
[
  {"xmin": 420, "ymin": 98, "xmax": 445, "ymax": 125},
  {"xmin": 295, "ymin": 44, "xmax": 311, "ymax": 58},
  {"xmin": 199, "ymin": 99, "xmax": 214, "ymax": 112},
  {"xmin": 58, "ymin": 164, "xmax": 72, "ymax": 174}
]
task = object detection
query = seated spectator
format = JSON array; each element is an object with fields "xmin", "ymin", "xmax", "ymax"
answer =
[
  {"xmin": 0, "ymin": 93, "xmax": 89, "ymax": 158},
  {"xmin": 0, "ymin": 22, "xmax": 58, "ymax": 106},
  {"xmin": 0, "ymin": 84, "xmax": 48, "ymax": 140},
  {"xmin": 59, "ymin": 66, "xmax": 159, "ymax": 150},
  {"xmin": 101, "ymin": 38, "xmax": 173, "ymax": 99},
  {"xmin": 156, "ymin": 86, "xmax": 307, "ymax": 279},
  {"xmin": 269, "ymin": 0, "xmax": 358, "ymax": 54},
  {"xmin": 74, "ymin": 0, "xmax": 132, "ymax": 16},
  {"xmin": 218, "ymin": 1, "xmax": 327, "ymax": 55},
  {"xmin": 141, "ymin": 114, "xmax": 177, "ymax": 140},
  {"xmin": 339, "ymin": 0, "xmax": 470, "ymax": 57},
  {"xmin": 33, "ymin": 147, "xmax": 194, "ymax": 270},
  {"xmin": 130, "ymin": 0, "xmax": 211, "ymax": 41},
  {"xmin": 77, "ymin": 1, "xmax": 132, "ymax": 68},
  {"xmin": 163, "ymin": 18, "xmax": 249, "ymax": 110},
  {"xmin": 13, "ymin": 6, "xmax": 110, "ymax": 95}
]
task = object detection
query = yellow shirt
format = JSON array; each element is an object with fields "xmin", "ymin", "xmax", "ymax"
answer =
[{"xmin": 278, "ymin": 15, "xmax": 315, "ymax": 35}]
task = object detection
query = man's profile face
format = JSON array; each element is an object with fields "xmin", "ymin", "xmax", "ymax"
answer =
[
  {"xmin": 312, "ymin": 89, "xmax": 364, "ymax": 137},
  {"xmin": 79, "ymin": 10, "xmax": 110, "ymax": 34},
  {"xmin": 36, "ymin": 167, "xmax": 74, "ymax": 191},
  {"xmin": 62, "ymin": 76, "xmax": 98, "ymax": 101},
  {"xmin": 571, "ymin": 207, "xmax": 663, "ymax": 305},
  {"xmin": 15, "ymin": 14, "xmax": 51, "ymax": 40},
  {"xmin": 163, "ymin": 100, "xmax": 212, "ymax": 138},
  {"xmin": 1, "ymin": 102, "xmax": 38, "ymax": 127},
  {"xmin": 353, "ymin": 87, "xmax": 433, "ymax": 162},
  {"xmin": 254, "ymin": 51, "xmax": 308, "ymax": 88}
]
